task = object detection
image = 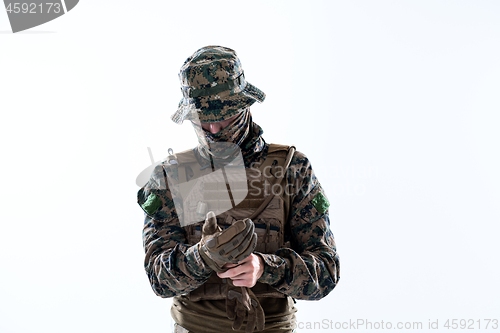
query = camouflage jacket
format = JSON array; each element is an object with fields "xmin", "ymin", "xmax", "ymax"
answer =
[{"xmin": 139, "ymin": 144, "xmax": 340, "ymax": 300}]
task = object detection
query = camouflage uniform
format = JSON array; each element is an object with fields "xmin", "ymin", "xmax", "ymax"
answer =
[{"xmin": 138, "ymin": 46, "xmax": 340, "ymax": 333}]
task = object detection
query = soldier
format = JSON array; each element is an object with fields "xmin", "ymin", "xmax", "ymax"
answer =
[{"xmin": 138, "ymin": 46, "xmax": 340, "ymax": 333}]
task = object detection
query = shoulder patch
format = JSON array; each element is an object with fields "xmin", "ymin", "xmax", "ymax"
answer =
[
  {"xmin": 141, "ymin": 192, "xmax": 162, "ymax": 215},
  {"xmin": 311, "ymin": 191, "xmax": 330, "ymax": 214}
]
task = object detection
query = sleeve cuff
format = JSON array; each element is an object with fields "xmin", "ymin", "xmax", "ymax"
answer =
[
  {"xmin": 184, "ymin": 243, "xmax": 213, "ymax": 278},
  {"xmin": 255, "ymin": 252, "xmax": 285, "ymax": 285}
]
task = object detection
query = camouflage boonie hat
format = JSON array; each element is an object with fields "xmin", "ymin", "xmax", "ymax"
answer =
[{"xmin": 171, "ymin": 45, "xmax": 265, "ymax": 124}]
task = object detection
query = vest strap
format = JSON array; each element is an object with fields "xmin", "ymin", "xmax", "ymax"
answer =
[{"xmin": 248, "ymin": 145, "xmax": 295, "ymax": 220}]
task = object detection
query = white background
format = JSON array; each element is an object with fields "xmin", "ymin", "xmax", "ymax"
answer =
[{"xmin": 1, "ymin": 1, "xmax": 499, "ymax": 332}]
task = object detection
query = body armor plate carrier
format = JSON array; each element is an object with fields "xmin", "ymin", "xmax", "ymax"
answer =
[{"xmin": 173, "ymin": 144, "xmax": 295, "ymax": 301}]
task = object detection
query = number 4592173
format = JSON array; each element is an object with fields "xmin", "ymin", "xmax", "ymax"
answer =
[
  {"xmin": 5, "ymin": 3, "xmax": 61, "ymax": 14},
  {"xmin": 444, "ymin": 319, "xmax": 498, "ymax": 329}
]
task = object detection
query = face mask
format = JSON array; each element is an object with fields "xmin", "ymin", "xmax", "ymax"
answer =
[{"xmin": 193, "ymin": 109, "xmax": 251, "ymax": 160}]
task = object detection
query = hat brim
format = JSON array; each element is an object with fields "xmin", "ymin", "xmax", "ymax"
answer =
[{"xmin": 171, "ymin": 82, "xmax": 265, "ymax": 124}]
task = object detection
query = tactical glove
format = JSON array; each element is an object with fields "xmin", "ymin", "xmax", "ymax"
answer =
[
  {"xmin": 199, "ymin": 211, "xmax": 257, "ymax": 273},
  {"xmin": 226, "ymin": 283, "xmax": 265, "ymax": 333}
]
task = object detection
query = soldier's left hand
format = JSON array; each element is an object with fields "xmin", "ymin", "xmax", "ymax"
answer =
[{"xmin": 217, "ymin": 254, "xmax": 264, "ymax": 288}]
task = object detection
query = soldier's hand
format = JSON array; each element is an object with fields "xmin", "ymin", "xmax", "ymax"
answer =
[
  {"xmin": 217, "ymin": 254, "xmax": 264, "ymax": 288},
  {"xmin": 198, "ymin": 211, "xmax": 257, "ymax": 273}
]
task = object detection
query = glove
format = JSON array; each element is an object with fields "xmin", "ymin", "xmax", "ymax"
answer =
[
  {"xmin": 199, "ymin": 211, "xmax": 257, "ymax": 273},
  {"xmin": 226, "ymin": 282, "xmax": 265, "ymax": 332}
]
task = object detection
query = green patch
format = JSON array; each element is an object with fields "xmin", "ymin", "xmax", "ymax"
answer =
[
  {"xmin": 311, "ymin": 191, "xmax": 330, "ymax": 214},
  {"xmin": 141, "ymin": 193, "xmax": 162, "ymax": 215}
]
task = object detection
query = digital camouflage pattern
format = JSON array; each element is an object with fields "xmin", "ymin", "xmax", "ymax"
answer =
[
  {"xmin": 171, "ymin": 46, "xmax": 265, "ymax": 124},
  {"xmin": 192, "ymin": 108, "xmax": 263, "ymax": 162},
  {"xmin": 140, "ymin": 144, "xmax": 340, "ymax": 306}
]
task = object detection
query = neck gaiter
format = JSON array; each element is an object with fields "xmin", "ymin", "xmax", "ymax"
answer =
[{"xmin": 192, "ymin": 109, "xmax": 265, "ymax": 163}]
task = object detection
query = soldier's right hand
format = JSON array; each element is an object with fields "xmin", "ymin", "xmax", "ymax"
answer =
[{"xmin": 198, "ymin": 211, "xmax": 257, "ymax": 273}]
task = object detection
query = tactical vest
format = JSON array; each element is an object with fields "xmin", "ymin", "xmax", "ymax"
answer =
[{"xmin": 173, "ymin": 144, "xmax": 295, "ymax": 301}]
